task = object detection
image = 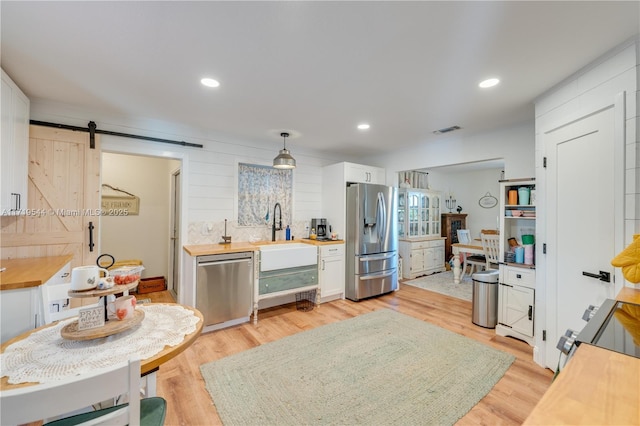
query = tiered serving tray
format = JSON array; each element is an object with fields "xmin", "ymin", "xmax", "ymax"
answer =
[
  {"xmin": 67, "ymin": 280, "xmax": 139, "ymax": 298},
  {"xmin": 61, "ymin": 309, "xmax": 144, "ymax": 341},
  {"xmin": 62, "ymin": 280, "xmax": 141, "ymax": 341}
]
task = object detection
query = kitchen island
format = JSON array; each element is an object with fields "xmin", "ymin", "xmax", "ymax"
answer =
[
  {"xmin": 1, "ymin": 255, "xmax": 74, "ymax": 342},
  {"xmin": 0, "ymin": 254, "xmax": 73, "ymax": 290},
  {"xmin": 523, "ymin": 287, "xmax": 640, "ymax": 425}
]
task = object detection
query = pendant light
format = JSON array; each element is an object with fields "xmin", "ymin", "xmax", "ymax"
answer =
[{"xmin": 273, "ymin": 132, "xmax": 296, "ymax": 169}]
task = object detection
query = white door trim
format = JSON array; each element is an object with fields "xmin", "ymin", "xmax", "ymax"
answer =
[
  {"xmin": 101, "ymin": 137, "xmax": 190, "ymax": 305},
  {"xmin": 536, "ymin": 92, "xmax": 626, "ymax": 369}
]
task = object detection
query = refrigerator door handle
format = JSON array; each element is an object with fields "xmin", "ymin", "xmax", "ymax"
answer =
[
  {"xmin": 377, "ymin": 191, "xmax": 386, "ymax": 244},
  {"xmin": 359, "ymin": 253, "xmax": 396, "ymax": 262},
  {"xmin": 359, "ymin": 270, "xmax": 395, "ymax": 280}
]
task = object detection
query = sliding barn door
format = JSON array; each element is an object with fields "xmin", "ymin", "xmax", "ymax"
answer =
[{"xmin": 0, "ymin": 125, "xmax": 101, "ymax": 267}]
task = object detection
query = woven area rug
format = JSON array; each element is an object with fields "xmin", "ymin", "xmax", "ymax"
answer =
[
  {"xmin": 200, "ymin": 309, "xmax": 514, "ymax": 425},
  {"xmin": 404, "ymin": 270, "xmax": 473, "ymax": 301}
]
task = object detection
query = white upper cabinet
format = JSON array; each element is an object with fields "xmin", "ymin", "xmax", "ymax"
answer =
[
  {"xmin": 397, "ymin": 189, "xmax": 442, "ymax": 239},
  {"xmin": 322, "ymin": 161, "xmax": 386, "ymax": 239},
  {"xmin": 343, "ymin": 162, "xmax": 385, "ymax": 185},
  {"xmin": 1, "ymin": 69, "xmax": 30, "ymax": 215}
]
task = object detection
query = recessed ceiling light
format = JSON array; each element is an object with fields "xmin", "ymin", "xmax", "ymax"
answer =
[
  {"xmin": 479, "ymin": 78, "xmax": 500, "ymax": 88},
  {"xmin": 357, "ymin": 123, "xmax": 370, "ymax": 130},
  {"xmin": 201, "ymin": 78, "xmax": 220, "ymax": 88}
]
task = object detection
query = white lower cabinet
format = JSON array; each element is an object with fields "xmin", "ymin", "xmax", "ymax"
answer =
[
  {"xmin": 496, "ymin": 265, "xmax": 535, "ymax": 345},
  {"xmin": 1, "ymin": 287, "xmax": 40, "ymax": 343},
  {"xmin": 319, "ymin": 244, "xmax": 345, "ymax": 302},
  {"xmin": 1, "ymin": 261, "xmax": 72, "ymax": 343},
  {"xmin": 399, "ymin": 238, "xmax": 445, "ymax": 279},
  {"xmin": 41, "ymin": 262, "xmax": 73, "ymax": 322}
]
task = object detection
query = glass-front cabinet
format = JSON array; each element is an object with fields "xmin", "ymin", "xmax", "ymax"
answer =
[{"xmin": 398, "ymin": 189, "xmax": 441, "ymax": 239}]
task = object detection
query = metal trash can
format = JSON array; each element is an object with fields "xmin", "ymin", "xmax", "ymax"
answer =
[{"xmin": 471, "ymin": 270, "xmax": 499, "ymax": 328}]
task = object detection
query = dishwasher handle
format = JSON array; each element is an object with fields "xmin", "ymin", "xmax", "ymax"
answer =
[{"xmin": 198, "ymin": 259, "xmax": 252, "ymax": 268}]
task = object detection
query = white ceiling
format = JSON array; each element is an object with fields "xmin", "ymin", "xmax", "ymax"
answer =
[{"xmin": 1, "ymin": 1, "xmax": 638, "ymax": 158}]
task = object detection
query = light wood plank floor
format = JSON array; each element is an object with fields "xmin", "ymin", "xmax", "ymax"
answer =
[{"xmin": 146, "ymin": 282, "xmax": 553, "ymax": 425}]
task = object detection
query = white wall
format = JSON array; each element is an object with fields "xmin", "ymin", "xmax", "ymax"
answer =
[
  {"xmin": 363, "ymin": 121, "xmax": 535, "ymax": 184},
  {"xmin": 28, "ymin": 101, "xmax": 349, "ymax": 246},
  {"xmin": 428, "ymin": 168, "xmax": 504, "ymax": 236},
  {"xmin": 101, "ymin": 153, "xmax": 180, "ymax": 279}
]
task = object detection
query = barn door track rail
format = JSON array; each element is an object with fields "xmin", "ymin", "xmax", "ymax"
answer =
[{"xmin": 30, "ymin": 120, "xmax": 204, "ymax": 149}]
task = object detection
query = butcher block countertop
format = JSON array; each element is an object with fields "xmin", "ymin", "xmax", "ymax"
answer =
[
  {"xmin": 523, "ymin": 286, "xmax": 640, "ymax": 425},
  {"xmin": 183, "ymin": 239, "xmax": 344, "ymax": 257},
  {"xmin": 182, "ymin": 242, "xmax": 260, "ymax": 257},
  {"xmin": 0, "ymin": 254, "xmax": 74, "ymax": 291}
]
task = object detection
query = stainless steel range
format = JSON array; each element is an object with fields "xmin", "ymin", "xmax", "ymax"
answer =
[
  {"xmin": 575, "ymin": 299, "xmax": 640, "ymax": 359},
  {"xmin": 558, "ymin": 299, "xmax": 640, "ymax": 361}
]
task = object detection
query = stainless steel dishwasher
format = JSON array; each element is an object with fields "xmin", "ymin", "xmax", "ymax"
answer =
[{"xmin": 196, "ymin": 251, "xmax": 254, "ymax": 330}]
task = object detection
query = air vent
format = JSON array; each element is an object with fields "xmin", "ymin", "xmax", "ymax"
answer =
[{"xmin": 433, "ymin": 125, "xmax": 462, "ymax": 135}]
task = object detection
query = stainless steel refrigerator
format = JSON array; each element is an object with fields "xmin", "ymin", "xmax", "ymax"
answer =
[{"xmin": 345, "ymin": 183, "xmax": 398, "ymax": 301}]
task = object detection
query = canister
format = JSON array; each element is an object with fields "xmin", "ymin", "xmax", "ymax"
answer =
[
  {"xmin": 522, "ymin": 234, "xmax": 535, "ymax": 245},
  {"xmin": 508, "ymin": 190, "xmax": 518, "ymax": 205},
  {"xmin": 524, "ymin": 244, "xmax": 534, "ymax": 265},
  {"xmin": 514, "ymin": 246, "xmax": 525, "ymax": 263}
]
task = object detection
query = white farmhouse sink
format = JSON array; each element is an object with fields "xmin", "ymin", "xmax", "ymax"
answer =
[{"xmin": 259, "ymin": 243, "xmax": 318, "ymax": 272}]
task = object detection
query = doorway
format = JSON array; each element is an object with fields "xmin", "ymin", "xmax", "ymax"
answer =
[
  {"xmin": 101, "ymin": 152, "xmax": 181, "ymax": 295},
  {"xmin": 543, "ymin": 100, "xmax": 623, "ymax": 367},
  {"xmin": 169, "ymin": 169, "xmax": 181, "ymax": 298}
]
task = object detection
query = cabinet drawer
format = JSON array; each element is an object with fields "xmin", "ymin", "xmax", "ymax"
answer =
[
  {"xmin": 413, "ymin": 239, "xmax": 443, "ymax": 250},
  {"xmin": 320, "ymin": 244, "xmax": 345, "ymax": 257},
  {"xmin": 47, "ymin": 262, "xmax": 71, "ymax": 286},
  {"xmin": 259, "ymin": 265, "xmax": 318, "ymax": 295},
  {"xmin": 501, "ymin": 265, "xmax": 535, "ymax": 288},
  {"xmin": 429, "ymin": 239, "xmax": 444, "ymax": 248}
]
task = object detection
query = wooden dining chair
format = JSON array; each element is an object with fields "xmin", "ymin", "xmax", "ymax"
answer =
[
  {"xmin": 0, "ymin": 358, "xmax": 166, "ymax": 426},
  {"xmin": 456, "ymin": 229, "xmax": 486, "ymax": 278},
  {"xmin": 480, "ymin": 229, "xmax": 499, "ymax": 235},
  {"xmin": 481, "ymin": 233, "xmax": 501, "ymax": 270}
]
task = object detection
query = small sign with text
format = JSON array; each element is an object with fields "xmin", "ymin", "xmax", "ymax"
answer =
[{"xmin": 78, "ymin": 305, "xmax": 105, "ymax": 330}]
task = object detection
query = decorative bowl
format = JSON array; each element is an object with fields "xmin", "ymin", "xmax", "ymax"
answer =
[{"xmin": 110, "ymin": 265, "xmax": 144, "ymax": 285}]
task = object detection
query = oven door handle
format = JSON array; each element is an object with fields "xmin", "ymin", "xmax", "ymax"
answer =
[{"xmin": 582, "ymin": 270, "xmax": 611, "ymax": 283}]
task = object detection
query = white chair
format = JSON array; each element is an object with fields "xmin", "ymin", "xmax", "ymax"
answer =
[
  {"xmin": 481, "ymin": 233, "xmax": 501, "ymax": 270},
  {"xmin": 0, "ymin": 357, "xmax": 166, "ymax": 426},
  {"xmin": 456, "ymin": 229, "xmax": 486, "ymax": 278},
  {"xmin": 41, "ymin": 282, "xmax": 100, "ymax": 324},
  {"xmin": 456, "ymin": 229, "xmax": 471, "ymax": 244}
]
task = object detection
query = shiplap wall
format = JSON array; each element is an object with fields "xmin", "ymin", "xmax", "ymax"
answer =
[
  {"xmin": 533, "ymin": 38, "xmax": 638, "ymax": 369},
  {"xmin": 28, "ymin": 102, "xmax": 345, "ymax": 244}
]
